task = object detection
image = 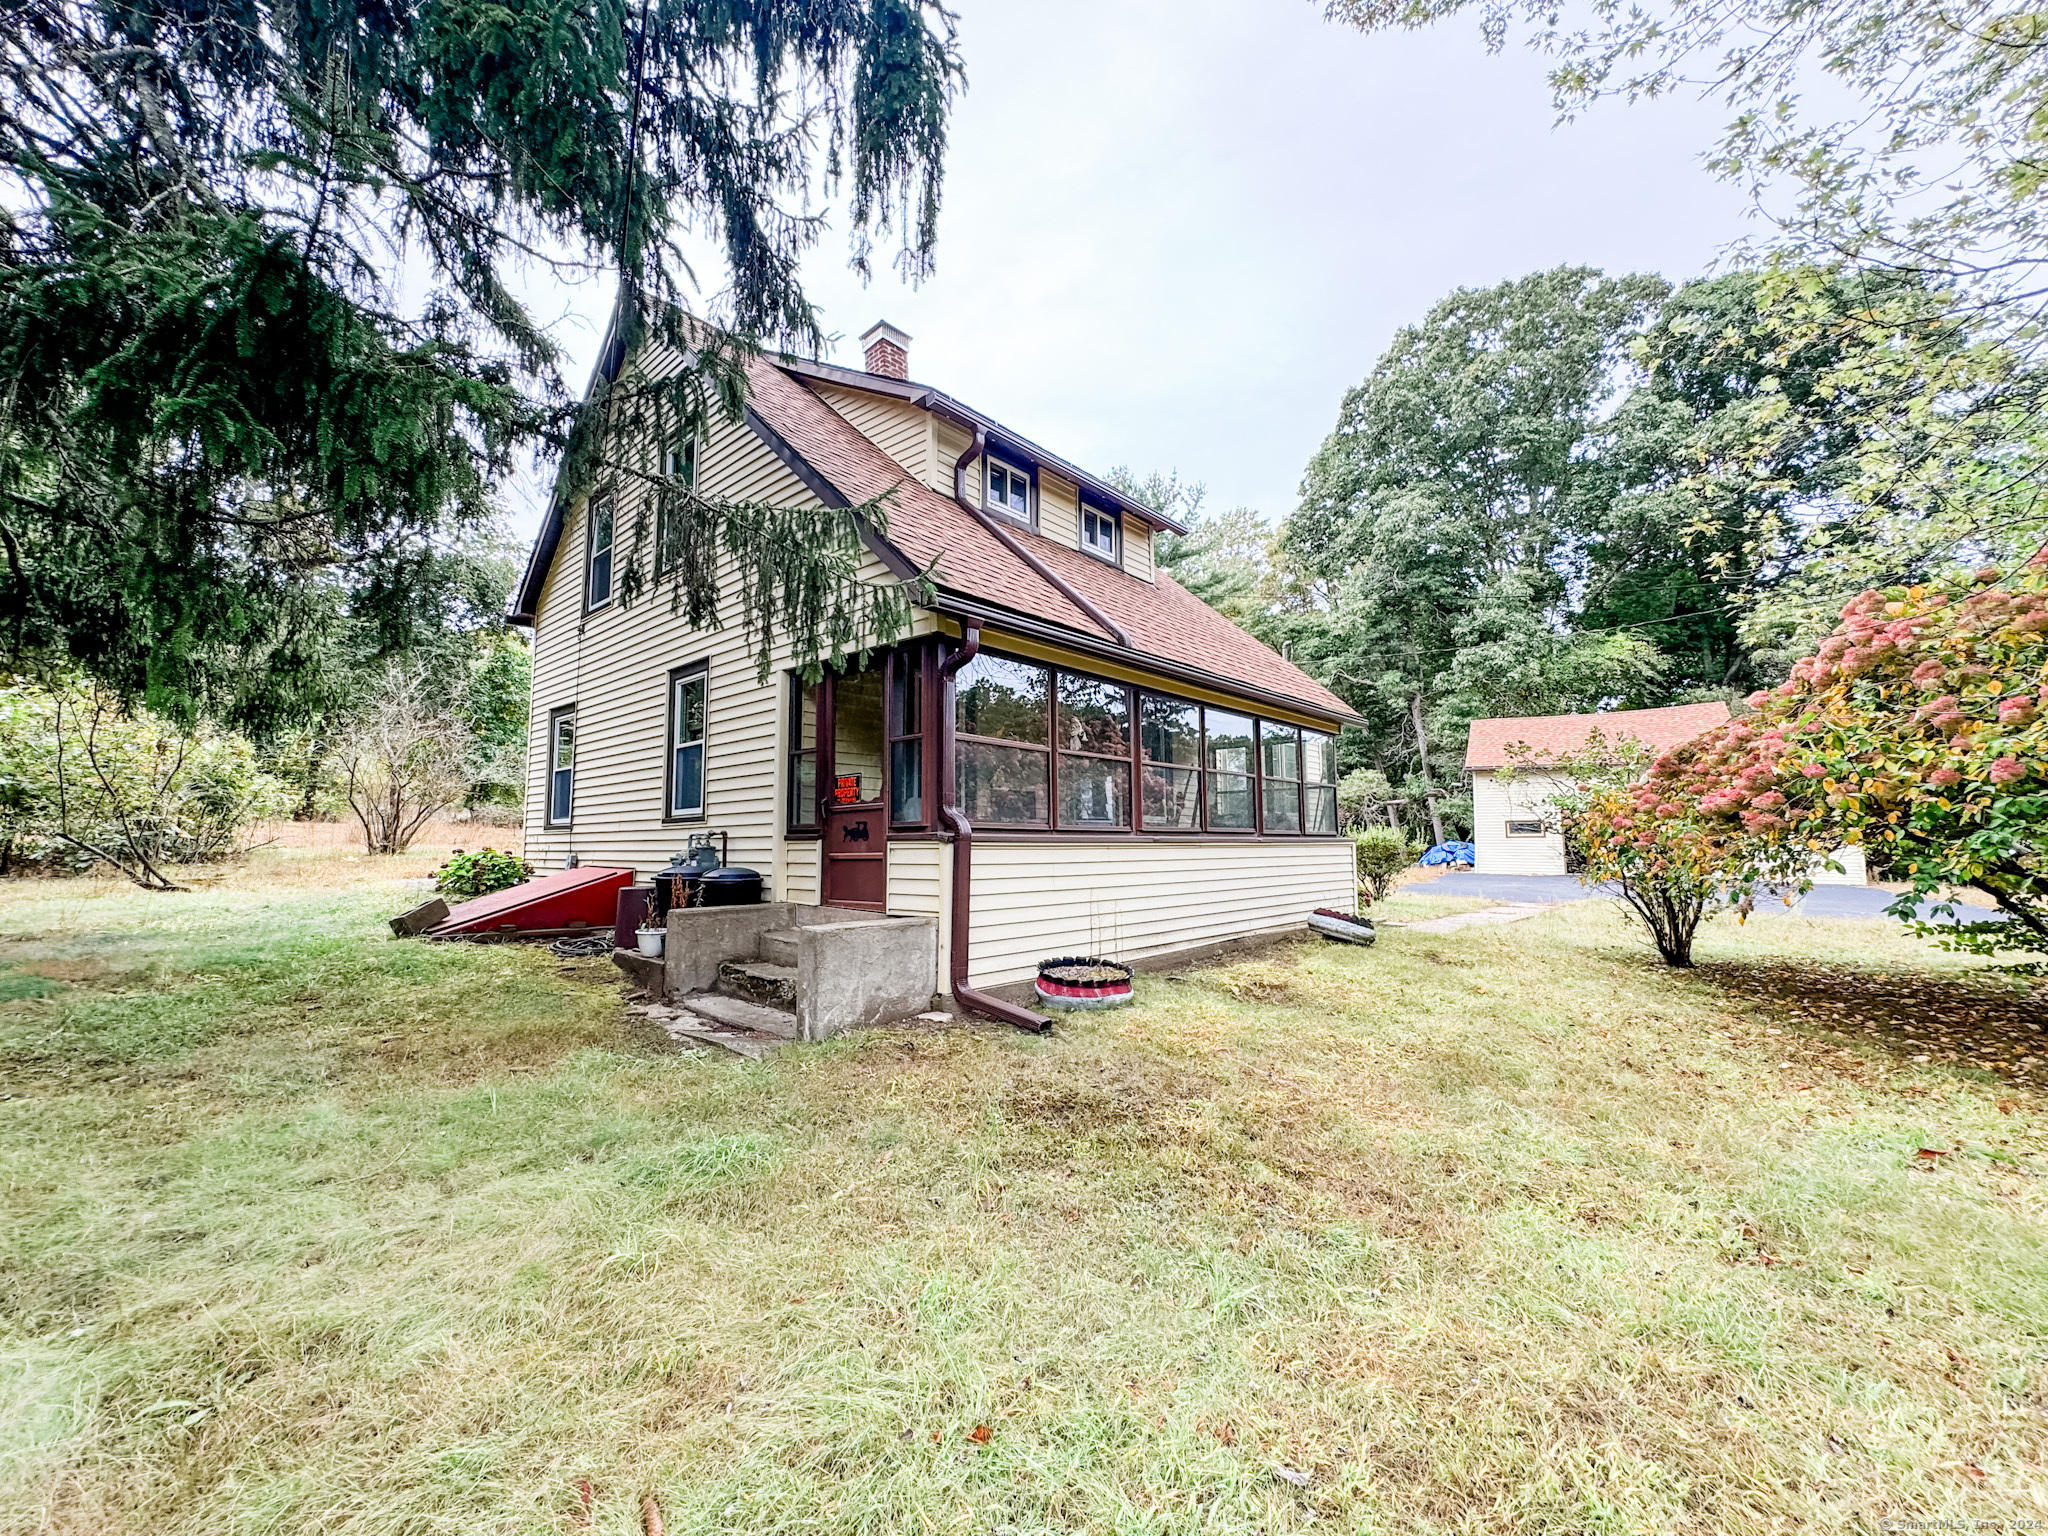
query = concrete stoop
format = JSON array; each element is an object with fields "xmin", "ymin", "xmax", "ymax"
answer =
[{"xmin": 659, "ymin": 902, "xmax": 938, "ymax": 1045}]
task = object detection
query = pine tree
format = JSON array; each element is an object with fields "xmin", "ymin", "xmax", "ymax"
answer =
[{"xmin": 0, "ymin": 0, "xmax": 958, "ymax": 725}]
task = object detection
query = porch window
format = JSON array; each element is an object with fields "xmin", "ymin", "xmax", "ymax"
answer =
[
  {"xmin": 585, "ymin": 496, "xmax": 615, "ymax": 610},
  {"xmin": 1204, "ymin": 708, "xmax": 1256, "ymax": 830},
  {"xmin": 1302, "ymin": 730, "xmax": 1338, "ymax": 833},
  {"xmin": 955, "ymin": 653, "xmax": 1049, "ymax": 824},
  {"xmin": 788, "ymin": 675, "xmax": 818, "ymax": 830},
  {"xmin": 547, "ymin": 708, "xmax": 576, "ymax": 826},
  {"xmin": 889, "ymin": 649, "xmax": 925, "ymax": 825},
  {"xmin": 667, "ymin": 665, "xmax": 707, "ymax": 819},
  {"xmin": 1260, "ymin": 722, "xmax": 1301, "ymax": 833},
  {"xmin": 1138, "ymin": 693, "xmax": 1202, "ymax": 830},
  {"xmin": 1056, "ymin": 674, "xmax": 1130, "ymax": 828}
]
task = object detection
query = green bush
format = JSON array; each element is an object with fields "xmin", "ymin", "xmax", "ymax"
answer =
[
  {"xmin": 1350, "ymin": 826, "xmax": 1421, "ymax": 904},
  {"xmin": 434, "ymin": 848, "xmax": 532, "ymax": 903}
]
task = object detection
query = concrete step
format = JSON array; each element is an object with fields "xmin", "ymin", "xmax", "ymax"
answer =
[
  {"xmin": 683, "ymin": 991, "xmax": 799, "ymax": 1040},
  {"xmin": 758, "ymin": 928, "xmax": 802, "ymax": 967},
  {"xmin": 717, "ymin": 960, "xmax": 798, "ymax": 1010},
  {"xmin": 663, "ymin": 1020, "xmax": 788, "ymax": 1060}
]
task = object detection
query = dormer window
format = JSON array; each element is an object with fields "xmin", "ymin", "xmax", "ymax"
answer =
[
  {"xmin": 984, "ymin": 457, "xmax": 1032, "ymax": 522},
  {"xmin": 1081, "ymin": 504, "xmax": 1120, "ymax": 563}
]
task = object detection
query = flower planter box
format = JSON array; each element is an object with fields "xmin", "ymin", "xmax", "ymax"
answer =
[{"xmin": 1034, "ymin": 957, "xmax": 1135, "ymax": 1010}]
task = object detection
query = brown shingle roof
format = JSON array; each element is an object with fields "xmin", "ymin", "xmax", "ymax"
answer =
[
  {"xmin": 746, "ymin": 358, "xmax": 1356, "ymax": 723},
  {"xmin": 1463, "ymin": 703, "xmax": 1732, "ymax": 770},
  {"xmin": 743, "ymin": 361, "xmax": 1113, "ymax": 640}
]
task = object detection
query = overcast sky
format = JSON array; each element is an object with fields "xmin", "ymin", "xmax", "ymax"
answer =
[{"xmin": 505, "ymin": 0, "xmax": 1753, "ymax": 539}]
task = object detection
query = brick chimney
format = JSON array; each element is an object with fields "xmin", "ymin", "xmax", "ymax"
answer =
[{"xmin": 860, "ymin": 319, "xmax": 911, "ymax": 379}]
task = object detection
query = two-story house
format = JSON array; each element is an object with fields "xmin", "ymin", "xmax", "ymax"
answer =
[{"xmin": 512, "ymin": 317, "xmax": 1361, "ymax": 1021}]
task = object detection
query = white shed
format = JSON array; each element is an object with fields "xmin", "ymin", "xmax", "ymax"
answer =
[
  {"xmin": 1463, "ymin": 704, "xmax": 1734, "ymax": 877},
  {"xmin": 1461, "ymin": 703, "xmax": 1869, "ymax": 884}
]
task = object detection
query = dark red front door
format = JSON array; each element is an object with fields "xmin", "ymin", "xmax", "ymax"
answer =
[{"xmin": 823, "ymin": 805, "xmax": 886, "ymax": 911}]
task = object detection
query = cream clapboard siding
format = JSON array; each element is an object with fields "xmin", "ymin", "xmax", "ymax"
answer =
[
  {"xmin": 1470, "ymin": 769, "xmax": 1569, "ymax": 875},
  {"xmin": 937, "ymin": 418, "xmax": 976, "ymax": 502},
  {"xmin": 783, "ymin": 841, "xmax": 821, "ymax": 905},
  {"xmin": 1037, "ymin": 468, "xmax": 1081, "ymax": 547},
  {"xmin": 522, "ymin": 405, "xmax": 930, "ymax": 885},
  {"xmin": 811, "ymin": 383, "xmax": 937, "ymax": 485},
  {"xmin": 1124, "ymin": 522, "xmax": 1156, "ymax": 582},
  {"xmin": 887, "ymin": 841, "xmax": 946, "ymax": 919},
  {"xmin": 965, "ymin": 839, "xmax": 1354, "ymax": 988}
]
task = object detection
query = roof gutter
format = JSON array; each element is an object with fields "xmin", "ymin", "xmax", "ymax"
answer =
[
  {"xmin": 937, "ymin": 624, "xmax": 1051, "ymax": 1034},
  {"xmin": 929, "ymin": 402, "xmax": 1134, "ymax": 648}
]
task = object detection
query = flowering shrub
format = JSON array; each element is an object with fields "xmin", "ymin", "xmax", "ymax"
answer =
[
  {"xmin": 1651, "ymin": 563, "xmax": 2048, "ymax": 960},
  {"xmin": 1525, "ymin": 735, "xmax": 1790, "ymax": 967}
]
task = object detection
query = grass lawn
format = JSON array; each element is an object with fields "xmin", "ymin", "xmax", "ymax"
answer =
[{"xmin": 2, "ymin": 853, "xmax": 2045, "ymax": 1534}]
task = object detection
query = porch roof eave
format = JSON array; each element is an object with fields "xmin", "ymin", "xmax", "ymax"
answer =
[{"xmin": 919, "ymin": 590, "xmax": 1364, "ymax": 733}]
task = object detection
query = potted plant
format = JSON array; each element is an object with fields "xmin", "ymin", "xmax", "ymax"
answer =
[{"xmin": 635, "ymin": 921, "xmax": 666, "ymax": 958}]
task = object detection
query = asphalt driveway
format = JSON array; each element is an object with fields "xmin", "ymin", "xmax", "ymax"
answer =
[{"xmin": 1414, "ymin": 870, "xmax": 1940, "ymax": 921}]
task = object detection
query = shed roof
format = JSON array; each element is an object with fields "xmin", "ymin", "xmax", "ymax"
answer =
[{"xmin": 1463, "ymin": 702, "xmax": 1732, "ymax": 771}]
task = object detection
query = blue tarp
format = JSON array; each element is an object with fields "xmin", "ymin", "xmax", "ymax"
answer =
[{"xmin": 1420, "ymin": 840, "xmax": 1476, "ymax": 867}]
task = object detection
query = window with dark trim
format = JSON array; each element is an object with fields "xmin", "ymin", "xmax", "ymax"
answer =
[
  {"xmin": 888, "ymin": 649, "xmax": 925, "ymax": 825},
  {"xmin": 666, "ymin": 664, "xmax": 707, "ymax": 820},
  {"xmin": 585, "ymin": 496, "xmax": 615, "ymax": 610},
  {"xmin": 955, "ymin": 653, "xmax": 1050, "ymax": 824},
  {"xmin": 1081, "ymin": 503, "xmax": 1120, "ymax": 563},
  {"xmin": 984, "ymin": 456, "xmax": 1032, "ymax": 523},
  {"xmin": 1302, "ymin": 730, "xmax": 1338, "ymax": 833},
  {"xmin": 1204, "ymin": 708, "xmax": 1256, "ymax": 831},
  {"xmin": 788, "ymin": 674, "xmax": 818, "ymax": 831},
  {"xmin": 654, "ymin": 438, "xmax": 697, "ymax": 575},
  {"xmin": 1056, "ymin": 674, "xmax": 1131, "ymax": 827},
  {"xmin": 1138, "ymin": 693, "xmax": 1202, "ymax": 830},
  {"xmin": 547, "ymin": 707, "xmax": 576, "ymax": 826},
  {"xmin": 1260, "ymin": 721, "xmax": 1302, "ymax": 833}
]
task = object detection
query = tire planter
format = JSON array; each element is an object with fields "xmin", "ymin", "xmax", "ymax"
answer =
[
  {"xmin": 1034, "ymin": 956, "xmax": 1135, "ymax": 1010},
  {"xmin": 1309, "ymin": 908, "xmax": 1376, "ymax": 946}
]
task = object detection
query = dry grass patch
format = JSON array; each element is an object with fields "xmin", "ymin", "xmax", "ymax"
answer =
[{"xmin": 1, "ymin": 874, "xmax": 2045, "ymax": 1533}]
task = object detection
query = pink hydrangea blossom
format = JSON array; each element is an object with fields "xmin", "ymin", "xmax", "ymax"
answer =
[
  {"xmin": 1929, "ymin": 767, "xmax": 1962, "ymax": 787},
  {"xmin": 1801, "ymin": 763, "xmax": 1828, "ymax": 778},
  {"xmin": 1989, "ymin": 757, "xmax": 2029, "ymax": 786},
  {"xmin": 1911, "ymin": 661, "xmax": 1946, "ymax": 687}
]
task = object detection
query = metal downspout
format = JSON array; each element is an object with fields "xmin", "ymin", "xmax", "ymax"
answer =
[
  {"xmin": 933, "ymin": 405, "xmax": 1133, "ymax": 648},
  {"xmin": 937, "ymin": 622, "xmax": 1050, "ymax": 1033}
]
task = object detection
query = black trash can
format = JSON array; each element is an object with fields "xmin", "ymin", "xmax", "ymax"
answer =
[{"xmin": 695, "ymin": 866, "xmax": 763, "ymax": 906}]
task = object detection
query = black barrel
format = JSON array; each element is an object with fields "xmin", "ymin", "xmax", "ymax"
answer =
[{"xmin": 694, "ymin": 866, "xmax": 762, "ymax": 906}]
